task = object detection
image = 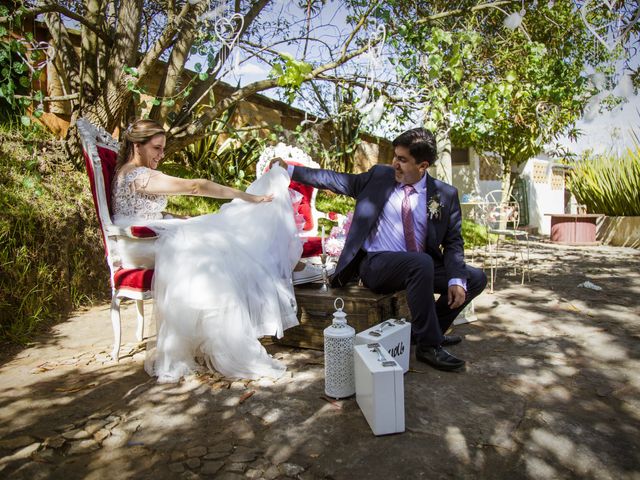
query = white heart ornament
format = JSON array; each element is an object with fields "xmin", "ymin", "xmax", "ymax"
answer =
[{"xmin": 214, "ymin": 13, "xmax": 244, "ymax": 49}]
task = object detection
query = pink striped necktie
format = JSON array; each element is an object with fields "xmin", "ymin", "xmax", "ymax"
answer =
[{"xmin": 402, "ymin": 184, "xmax": 418, "ymax": 252}]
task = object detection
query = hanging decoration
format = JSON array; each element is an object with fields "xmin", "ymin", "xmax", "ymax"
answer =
[
  {"xmin": 503, "ymin": 9, "xmax": 526, "ymax": 30},
  {"xmin": 196, "ymin": 1, "xmax": 245, "ymax": 77},
  {"xmin": 357, "ymin": 23, "xmax": 388, "ymax": 125},
  {"xmin": 16, "ymin": 40, "xmax": 54, "ymax": 76}
]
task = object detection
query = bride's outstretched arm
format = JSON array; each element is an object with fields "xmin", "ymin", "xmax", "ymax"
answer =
[{"xmin": 134, "ymin": 170, "xmax": 272, "ymax": 203}]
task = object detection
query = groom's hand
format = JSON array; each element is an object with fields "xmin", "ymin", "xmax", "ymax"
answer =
[
  {"xmin": 448, "ymin": 285, "xmax": 466, "ymax": 309},
  {"xmin": 269, "ymin": 157, "xmax": 287, "ymax": 170}
]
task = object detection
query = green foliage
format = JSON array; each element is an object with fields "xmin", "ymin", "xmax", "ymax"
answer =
[
  {"xmin": 0, "ymin": 128, "xmax": 107, "ymax": 344},
  {"xmin": 380, "ymin": 1, "xmax": 621, "ymax": 190},
  {"xmin": 315, "ymin": 190, "xmax": 356, "ymax": 215},
  {"xmin": 270, "ymin": 52, "xmax": 313, "ymax": 103},
  {"xmin": 0, "ymin": 4, "xmax": 48, "ymax": 126},
  {"xmin": 568, "ymin": 148, "xmax": 640, "ymax": 216},
  {"xmin": 164, "ymin": 195, "xmax": 225, "ymax": 218},
  {"xmin": 164, "ymin": 106, "xmax": 267, "ymax": 189},
  {"xmin": 461, "ymin": 219, "xmax": 493, "ymax": 249}
]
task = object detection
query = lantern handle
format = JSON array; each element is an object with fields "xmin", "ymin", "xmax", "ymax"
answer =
[{"xmin": 334, "ymin": 297, "xmax": 344, "ymax": 311}]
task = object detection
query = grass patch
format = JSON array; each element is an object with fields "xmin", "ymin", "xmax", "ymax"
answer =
[{"xmin": 0, "ymin": 128, "xmax": 107, "ymax": 344}]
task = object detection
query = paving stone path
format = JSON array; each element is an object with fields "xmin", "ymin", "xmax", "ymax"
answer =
[{"xmin": 0, "ymin": 242, "xmax": 639, "ymax": 479}]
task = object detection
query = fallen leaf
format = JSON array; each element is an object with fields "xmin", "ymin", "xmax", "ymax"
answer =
[
  {"xmin": 238, "ymin": 390, "xmax": 256, "ymax": 404},
  {"xmin": 320, "ymin": 396, "xmax": 343, "ymax": 409}
]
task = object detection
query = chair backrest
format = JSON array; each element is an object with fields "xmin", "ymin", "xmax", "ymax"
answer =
[
  {"xmin": 483, "ymin": 190, "xmax": 520, "ymax": 231},
  {"xmin": 256, "ymin": 144, "xmax": 321, "ymax": 236},
  {"xmin": 77, "ymin": 118, "xmax": 121, "ymax": 286}
]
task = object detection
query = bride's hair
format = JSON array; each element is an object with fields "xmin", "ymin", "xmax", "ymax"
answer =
[{"xmin": 117, "ymin": 119, "xmax": 166, "ymax": 171}]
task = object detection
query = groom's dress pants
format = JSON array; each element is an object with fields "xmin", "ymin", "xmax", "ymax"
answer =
[{"xmin": 358, "ymin": 251, "xmax": 487, "ymax": 348}]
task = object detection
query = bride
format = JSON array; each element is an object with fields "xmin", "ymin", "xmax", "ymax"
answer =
[{"xmin": 112, "ymin": 119, "xmax": 302, "ymax": 382}]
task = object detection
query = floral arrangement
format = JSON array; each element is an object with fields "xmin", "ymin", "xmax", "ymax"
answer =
[
  {"xmin": 324, "ymin": 211, "xmax": 353, "ymax": 257},
  {"xmin": 256, "ymin": 143, "xmax": 319, "ymax": 176},
  {"xmin": 428, "ymin": 193, "xmax": 443, "ymax": 220}
]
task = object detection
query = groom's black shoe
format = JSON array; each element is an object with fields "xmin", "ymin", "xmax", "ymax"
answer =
[
  {"xmin": 412, "ymin": 334, "xmax": 462, "ymax": 346},
  {"xmin": 416, "ymin": 345, "xmax": 465, "ymax": 371},
  {"xmin": 442, "ymin": 335, "xmax": 462, "ymax": 346}
]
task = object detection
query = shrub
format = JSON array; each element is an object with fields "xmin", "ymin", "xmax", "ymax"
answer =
[
  {"xmin": 0, "ymin": 128, "xmax": 107, "ymax": 344},
  {"xmin": 462, "ymin": 219, "xmax": 492, "ymax": 249},
  {"xmin": 568, "ymin": 147, "xmax": 640, "ymax": 216}
]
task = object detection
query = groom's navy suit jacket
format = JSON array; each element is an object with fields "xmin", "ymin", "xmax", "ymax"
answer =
[{"xmin": 292, "ymin": 164, "xmax": 468, "ymax": 287}]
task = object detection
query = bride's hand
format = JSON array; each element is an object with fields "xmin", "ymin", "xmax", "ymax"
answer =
[
  {"xmin": 269, "ymin": 157, "xmax": 287, "ymax": 170},
  {"xmin": 247, "ymin": 193, "xmax": 274, "ymax": 203}
]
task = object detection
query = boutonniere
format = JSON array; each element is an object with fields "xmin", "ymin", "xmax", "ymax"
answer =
[{"xmin": 428, "ymin": 193, "xmax": 443, "ymax": 220}]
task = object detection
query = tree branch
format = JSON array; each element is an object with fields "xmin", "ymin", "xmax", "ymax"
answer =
[
  {"xmin": 135, "ymin": 1, "xmax": 192, "ymax": 81},
  {"xmin": 2, "ymin": 3, "xmax": 111, "ymax": 43},
  {"xmin": 172, "ymin": 0, "xmax": 272, "ymax": 127},
  {"xmin": 43, "ymin": 10, "xmax": 80, "ymax": 93},
  {"xmin": 416, "ymin": 1, "xmax": 516, "ymax": 25},
  {"xmin": 15, "ymin": 92, "xmax": 79, "ymax": 101}
]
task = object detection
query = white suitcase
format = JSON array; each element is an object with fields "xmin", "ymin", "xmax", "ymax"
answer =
[
  {"xmin": 354, "ymin": 343, "xmax": 405, "ymax": 436},
  {"xmin": 355, "ymin": 318, "xmax": 411, "ymax": 373}
]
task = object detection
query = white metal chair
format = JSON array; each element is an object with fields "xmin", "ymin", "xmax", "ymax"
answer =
[
  {"xmin": 78, "ymin": 118, "xmax": 158, "ymax": 361},
  {"xmin": 481, "ymin": 190, "xmax": 530, "ymax": 292}
]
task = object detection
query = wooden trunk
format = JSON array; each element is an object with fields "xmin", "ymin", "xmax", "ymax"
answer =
[{"xmin": 279, "ymin": 283, "xmax": 401, "ymax": 350}]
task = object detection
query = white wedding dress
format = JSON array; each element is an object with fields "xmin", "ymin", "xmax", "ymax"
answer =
[{"xmin": 112, "ymin": 165, "xmax": 302, "ymax": 382}]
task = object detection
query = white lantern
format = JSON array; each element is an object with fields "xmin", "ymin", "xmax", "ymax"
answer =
[{"xmin": 324, "ymin": 297, "xmax": 356, "ymax": 399}]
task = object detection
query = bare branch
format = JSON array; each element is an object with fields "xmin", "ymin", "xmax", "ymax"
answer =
[
  {"xmin": 15, "ymin": 92, "xmax": 80, "ymax": 102},
  {"xmin": 339, "ymin": 0, "xmax": 380, "ymax": 60}
]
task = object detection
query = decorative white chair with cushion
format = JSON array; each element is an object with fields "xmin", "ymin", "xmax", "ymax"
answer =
[
  {"xmin": 481, "ymin": 189, "xmax": 530, "ymax": 292},
  {"xmin": 256, "ymin": 143, "xmax": 327, "ymax": 237},
  {"xmin": 77, "ymin": 118, "xmax": 158, "ymax": 361},
  {"xmin": 257, "ymin": 143, "xmax": 336, "ymax": 259}
]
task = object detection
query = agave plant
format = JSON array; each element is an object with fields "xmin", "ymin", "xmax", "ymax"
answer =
[{"xmin": 567, "ymin": 144, "xmax": 640, "ymax": 216}]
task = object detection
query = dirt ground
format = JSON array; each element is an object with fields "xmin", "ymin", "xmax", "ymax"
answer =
[{"xmin": 0, "ymin": 241, "xmax": 639, "ymax": 480}]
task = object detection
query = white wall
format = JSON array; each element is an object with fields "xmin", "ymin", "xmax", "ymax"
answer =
[{"xmin": 521, "ymin": 154, "xmax": 566, "ymax": 235}]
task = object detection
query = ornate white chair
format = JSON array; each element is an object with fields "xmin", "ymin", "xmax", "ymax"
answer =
[
  {"xmin": 256, "ymin": 143, "xmax": 325, "ymax": 238},
  {"xmin": 481, "ymin": 190, "xmax": 530, "ymax": 292},
  {"xmin": 77, "ymin": 118, "xmax": 158, "ymax": 361}
]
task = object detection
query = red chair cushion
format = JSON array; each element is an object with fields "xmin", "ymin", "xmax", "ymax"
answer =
[
  {"xmin": 129, "ymin": 226, "xmax": 158, "ymax": 238},
  {"xmin": 113, "ymin": 268, "xmax": 154, "ymax": 291},
  {"xmin": 302, "ymin": 236, "xmax": 323, "ymax": 257},
  {"xmin": 286, "ymin": 161, "xmax": 316, "ymax": 231},
  {"xmin": 290, "ymin": 180, "xmax": 314, "ymax": 231},
  {"xmin": 83, "ymin": 146, "xmax": 118, "ymax": 214},
  {"xmin": 97, "ymin": 146, "xmax": 118, "ymax": 214}
]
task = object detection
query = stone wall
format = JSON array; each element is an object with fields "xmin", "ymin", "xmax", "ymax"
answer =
[{"xmin": 597, "ymin": 216, "xmax": 640, "ymax": 249}]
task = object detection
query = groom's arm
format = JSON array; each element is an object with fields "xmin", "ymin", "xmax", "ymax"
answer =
[
  {"xmin": 289, "ymin": 165, "xmax": 372, "ymax": 198},
  {"xmin": 442, "ymin": 188, "xmax": 467, "ymax": 280}
]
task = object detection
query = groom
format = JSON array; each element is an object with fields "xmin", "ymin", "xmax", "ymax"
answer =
[{"xmin": 275, "ymin": 127, "xmax": 486, "ymax": 371}]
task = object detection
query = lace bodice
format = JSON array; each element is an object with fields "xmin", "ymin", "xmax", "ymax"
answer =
[{"xmin": 112, "ymin": 167, "xmax": 167, "ymax": 223}]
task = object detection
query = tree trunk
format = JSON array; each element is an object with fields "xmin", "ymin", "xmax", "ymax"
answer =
[
  {"xmin": 435, "ymin": 130, "xmax": 452, "ymax": 184},
  {"xmin": 150, "ymin": 1, "xmax": 208, "ymax": 122},
  {"xmin": 80, "ymin": 0, "xmax": 102, "ymax": 106}
]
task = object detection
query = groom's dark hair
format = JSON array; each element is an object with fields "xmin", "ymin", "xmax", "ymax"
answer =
[{"xmin": 392, "ymin": 128, "xmax": 437, "ymax": 166}]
